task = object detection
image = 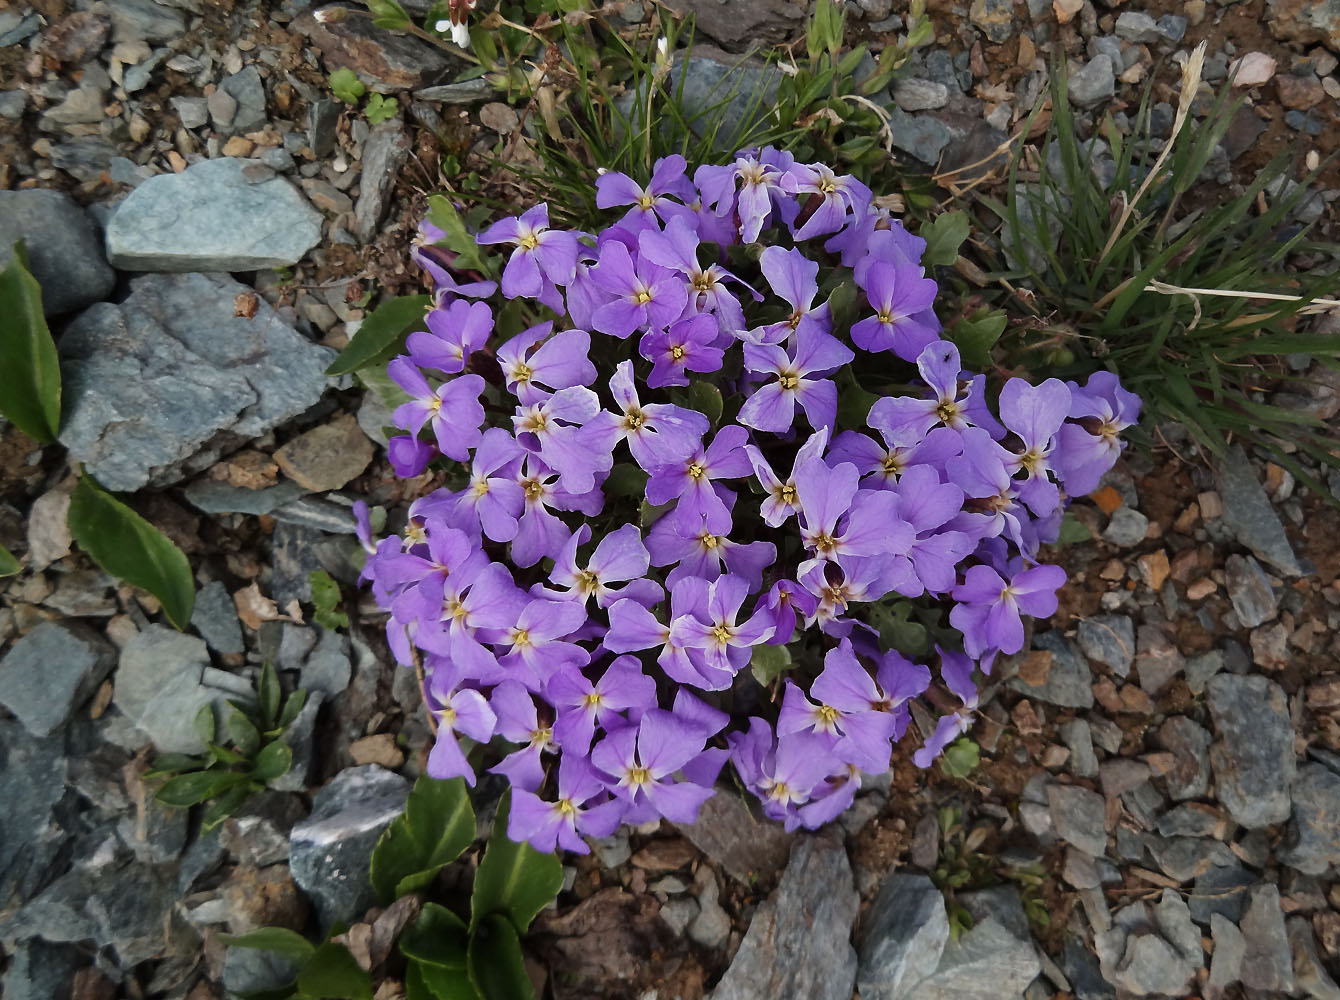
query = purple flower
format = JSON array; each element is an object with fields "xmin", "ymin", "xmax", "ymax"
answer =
[
  {"xmin": 646, "ymin": 500, "xmax": 776, "ymax": 590},
  {"xmin": 418, "ymin": 563, "xmax": 527, "ymax": 680},
  {"xmin": 590, "ymin": 710, "xmax": 716, "ymax": 823},
  {"xmin": 746, "ymin": 246, "xmax": 827, "ymax": 345},
  {"xmin": 509, "ymin": 754, "xmax": 625, "ymax": 853},
  {"xmin": 413, "ymin": 221, "xmax": 499, "ymax": 301},
  {"xmin": 605, "ymin": 581, "xmax": 726, "ymax": 689},
  {"xmin": 758, "ymin": 579, "xmax": 820, "ymax": 646},
  {"xmin": 588, "ymin": 240, "xmax": 688, "ymax": 339},
  {"xmin": 829, "ymin": 425, "xmax": 964, "ymax": 490},
  {"xmin": 695, "ymin": 153, "xmax": 787, "ymax": 243},
  {"xmin": 912, "ymin": 647, "xmax": 978, "ymax": 767},
  {"xmin": 729, "ymin": 720, "xmax": 837, "ymax": 830},
  {"xmin": 596, "ymin": 155, "xmax": 694, "ymax": 230},
  {"xmin": 744, "ymin": 428, "xmax": 829, "ymax": 527},
  {"xmin": 452, "ymin": 428, "xmax": 525, "ymax": 542},
  {"xmin": 645, "ymin": 424, "xmax": 752, "ymax": 536},
  {"xmin": 477, "ymin": 203, "xmax": 580, "ymax": 302},
  {"xmin": 387, "ymin": 435, "xmax": 436, "ymax": 478},
  {"xmin": 798, "ymin": 555, "xmax": 908, "ymax": 630},
  {"xmin": 541, "ymin": 523, "xmax": 659, "ymax": 609},
  {"xmin": 510, "ymin": 455, "xmax": 601, "ymax": 568},
  {"xmin": 496, "ymin": 597, "xmax": 590, "ymax": 692},
  {"xmin": 950, "ymin": 562, "xmax": 1066, "ymax": 656},
  {"xmin": 784, "ymin": 162, "xmax": 872, "ymax": 239},
  {"xmin": 739, "ymin": 325, "xmax": 853, "ymax": 433},
  {"xmin": 489, "ymin": 681, "xmax": 556, "ymax": 791},
  {"xmin": 888, "ymin": 464, "xmax": 972, "ymax": 596},
  {"xmin": 669, "ymin": 574, "xmax": 774, "ymax": 676},
  {"xmin": 407, "ymin": 299, "xmax": 494, "ymax": 375},
  {"xmin": 581, "ymin": 360, "xmax": 709, "ymax": 472},
  {"xmin": 547, "ymin": 655, "xmax": 657, "ymax": 753},
  {"xmin": 776, "ymin": 640, "xmax": 896, "ymax": 773},
  {"xmin": 793, "ymin": 458, "xmax": 913, "ymax": 565},
  {"xmin": 850, "ymin": 259, "xmax": 940, "ymax": 361},
  {"xmin": 639, "ymin": 216, "xmax": 750, "ymax": 333},
  {"xmin": 1053, "ymin": 371, "xmax": 1141, "ymax": 495},
  {"xmin": 388, "ymin": 361, "xmax": 485, "ymax": 462},
  {"xmin": 998, "ymin": 377, "xmax": 1072, "ymax": 517},
  {"xmin": 640, "ymin": 314, "xmax": 725, "ymax": 389},
  {"xmin": 497, "ymin": 323, "xmax": 597, "ymax": 404},
  {"xmin": 512, "ymin": 386, "xmax": 610, "ymax": 495},
  {"xmin": 425, "ymin": 682, "xmax": 497, "ymax": 785}
]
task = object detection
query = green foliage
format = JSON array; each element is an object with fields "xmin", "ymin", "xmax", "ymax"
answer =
[
  {"xmin": 919, "ymin": 210, "xmax": 971, "ymax": 268},
  {"xmin": 366, "ymin": 0, "xmax": 412, "ymax": 30},
  {"xmin": 365, "ymin": 92, "xmax": 399, "ymax": 125},
  {"xmin": 67, "ymin": 475, "xmax": 195, "ymax": 629},
  {"xmin": 928, "ymin": 806, "xmax": 1050, "ymax": 937},
  {"xmin": 0, "ymin": 545, "xmax": 19, "ymax": 577},
  {"xmin": 470, "ymin": 790, "xmax": 563, "ymax": 933},
  {"xmin": 945, "ymin": 308, "xmax": 1007, "ymax": 372},
  {"xmin": 424, "ymin": 196, "xmax": 492, "ymax": 275},
  {"xmin": 326, "ymin": 294, "xmax": 432, "ymax": 376},
  {"xmin": 0, "ymin": 241, "xmax": 62, "ymax": 442},
  {"xmin": 939, "ymin": 737, "xmax": 980, "ymax": 780},
  {"xmin": 750, "ymin": 643, "xmax": 792, "ymax": 686},
  {"xmin": 981, "ymin": 56, "xmax": 1340, "ymax": 499},
  {"xmin": 329, "ymin": 68, "xmax": 366, "ymax": 105},
  {"xmin": 310, "ymin": 570, "xmax": 351, "ymax": 630},
  {"xmin": 146, "ymin": 663, "xmax": 307, "ymax": 830},
  {"xmin": 370, "ymin": 775, "xmax": 477, "ymax": 903},
  {"xmin": 224, "ymin": 929, "xmax": 371, "ymax": 1000}
]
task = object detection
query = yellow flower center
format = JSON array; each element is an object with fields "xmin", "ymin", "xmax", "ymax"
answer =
[
  {"xmin": 638, "ymin": 193, "xmax": 655, "ymax": 210},
  {"xmin": 511, "ymin": 628, "xmax": 532, "ymax": 648},
  {"xmin": 437, "ymin": 705, "xmax": 457, "ymax": 726},
  {"xmin": 812, "ymin": 532, "xmax": 837, "ymax": 554},
  {"xmin": 935, "ymin": 400, "xmax": 960, "ymax": 424},
  {"xmin": 787, "ymin": 309, "xmax": 804, "ymax": 330},
  {"xmin": 700, "ymin": 533, "xmax": 720, "ymax": 549},
  {"xmin": 687, "ymin": 462, "xmax": 706, "ymax": 480},
  {"xmin": 519, "ymin": 233, "xmax": 540, "ymax": 251},
  {"xmin": 877, "ymin": 309, "xmax": 894, "ymax": 324},
  {"xmin": 512, "ymin": 362, "xmax": 533, "ymax": 383},
  {"xmin": 623, "ymin": 407, "xmax": 645, "ymax": 431},
  {"xmin": 711, "ymin": 622, "xmax": 734, "ymax": 645},
  {"xmin": 556, "ymin": 798, "xmax": 576, "ymax": 816},
  {"xmin": 819, "ymin": 176, "xmax": 837, "ymax": 195},
  {"xmin": 767, "ymin": 781, "xmax": 792, "ymax": 803},
  {"xmin": 628, "ymin": 766, "xmax": 652, "ymax": 787},
  {"xmin": 523, "ymin": 479, "xmax": 544, "ymax": 500},
  {"xmin": 582, "ymin": 692, "xmax": 603, "ymax": 709},
  {"xmin": 670, "ymin": 345, "xmax": 686, "ymax": 361},
  {"xmin": 816, "ymin": 704, "xmax": 840, "ymax": 726},
  {"xmin": 691, "ymin": 272, "xmax": 713, "ymax": 292},
  {"xmin": 779, "ymin": 483, "xmax": 797, "ymax": 505},
  {"xmin": 577, "ymin": 569, "xmax": 600, "ymax": 595},
  {"xmin": 472, "ymin": 479, "xmax": 490, "ymax": 496},
  {"xmin": 778, "ymin": 372, "xmax": 800, "ymax": 391},
  {"xmin": 1019, "ymin": 448, "xmax": 1044, "ymax": 475},
  {"xmin": 634, "ymin": 288, "xmax": 653, "ymax": 305},
  {"xmin": 882, "ymin": 453, "xmax": 903, "ymax": 476}
]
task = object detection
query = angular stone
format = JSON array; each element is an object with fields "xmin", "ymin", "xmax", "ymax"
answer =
[
  {"xmin": 1206, "ymin": 674, "xmax": 1295, "ymax": 829},
  {"xmin": 893, "ymin": 77, "xmax": 950, "ymax": 111},
  {"xmin": 675, "ymin": 790, "xmax": 793, "ymax": 884},
  {"xmin": 1225, "ymin": 554, "xmax": 1278, "ymax": 627},
  {"xmin": 109, "ymin": 0, "xmax": 184, "ymax": 42},
  {"xmin": 1114, "ymin": 932, "xmax": 1195, "ymax": 997},
  {"xmin": 1215, "ymin": 446, "xmax": 1302, "ymax": 575},
  {"xmin": 1209, "ymin": 913, "xmax": 1245, "ymax": 990},
  {"xmin": 885, "ymin": 105, "xmax": 958, "ymax": 164},
  {"xmin": 858, "ymin": 873, "xmax": 950, "ymax": 1000},
  {"xmin": 1148, "ymin": 836, "xmax": 1234, "ymax": 884},
  {"xmin": 295, "ymin": 10, "xmax": 456, "ymax": 91},
  {"xmin": 1279, "ymin": 763, "xmax": 1340, "ymax": 875},
  {"xmin": 0, "ymin": 190, "xmax": 115, "ymax": 316},
  {"xmin": 0, "ymin": 719, "xmax": 69, "ymax": 905},
  {"xmin": 1048, "ymin": 784, "xmax": 1107, "ymax": 857},
  {"xmin": 275, "ymin": 413, "xmax": 374, "ymax": 492},
  {"xmin": 219, "ymin": 65, "xmax": 267, "ymax": 134},
  {"xmin": 1102, "ymin": 507, "xmax": 1149, "ymax": 547},
  {"xmin": 353, "ymin": 122, "xmax": 411, "ymax": 243},
  {"xmin": 1060, "ymin": 719, "xmax": 1099, "ymax": 779},
  {"xmin": 184, "ymin": 478, "xmax": 308, "ymax": 516},
  {"xmin": 1287, "ymin": 916, "xmax": 1340, "ymax": 1000},
  {"xmin": 969, "ymin": 0, "xmax": 1015, "ymax": 42},
  {"xmin": 1190, "ymin": 864, "xmax": 1257, "ymax": 925},
  {"xmin": 87, "ymin": 859, "xmax": 178, "ymax": 967},
  {"xmin": 1134, "ymin": 625, "xmax": 1183, "ymax": 695},
  {"xmin": 1241, "ymin": 884, "xmax": 1295, "ymax": 993},
  {"xmin": 0, "ymin": 938, "xmax": 84, "ymax": 1000},
  {"xmin": 59, "ymin": 272, "xmax": 332, "ymax": 492},
  {"xmin": 289, "ymin": 765, "xmax": 411, "ymax": 928},
  {"xmin": 1115, "ymin": 11, "xmax": 1162, "ymax": 42},
  {"xmin": 1069, "ymin": 56, "xmax": 1116, "ymax": 107},
  {"xmin": 660, "ymin": 0, "xmax": 806, "ymax": 52},
  {"xmin": 711, "ymin": 834, "xmax": 858, "ymax": 1000},
  {"xmin": 1267, "ymin": 0, "xmax": 1340, "ymax": 50},
  {"xmin": 1076, "ymin": 615, "xmax": 1135, "ymax": 677},
  {"xmin": 916, "ymin": 886, "xmax": 1041, "ymax": 999},
  {"xmin": 105, "ymin": 158, "xmax": 322, "ymax": 271},
  {"xmin": 192, "ymin": 579, "xmax": 246, "ymax": 656},
  {"xmin": 0, "ymin": 621, "xmax": 115, "ymax": 736},
  {"xmin": 1153, "ymin": 889, "xmax": 1202, "ymax": 967},
  {"xmin": 1010, "ymin": 631, "xmax": 1094, "ymax": 709},
  {"xmin": 1154, "ymin": 716, "xmax": 1211, "ymax": 801}
]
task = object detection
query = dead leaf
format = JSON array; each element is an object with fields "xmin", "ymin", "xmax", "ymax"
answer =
[
  {"xmin": 233, "ymin": 583, "xmax": 299, "ymax": 631},
  {"xmin": 1018, "ymin": 649, "xmax": 1054, "ymax": 687}
]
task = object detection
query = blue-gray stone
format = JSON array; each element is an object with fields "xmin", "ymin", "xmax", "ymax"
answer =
[
  {"xmin": 858, "ymin": 873, "xmax": 949, "ymax": 1000},
  {"xmin": 1011, "ymin": 631, "xmax": 1094, "ymax": 709},
  {"xmin": 1206, "ymin": 673, "xmax": 1295, "ymax": 828},
  {"xmin": 191, "ymin": 580, "xmax": 246, "ymax": 656},
  {"xmin": 1216, "ymin": 446, "xmax": 1302, "ymax": 575},
  {"xmin": 0, "ymin": 622, "xmax": 115, "ymax": 737},
  {"xmin": 0, "ymin": 190, "xmax": 115, "ymax": 316}
]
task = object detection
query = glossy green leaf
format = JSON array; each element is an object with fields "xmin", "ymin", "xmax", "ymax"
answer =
[
  {"xmin": 603, "ymin": 464, "xmax": 648, "ymax": 500},
  {"xmin": 259, "ymin": 661, "xmax": 282, "ymax": 731},
  {"xmin": 209, "ymin": 742, "xmax": 249, "ymax": 766},
  {"xmin": 230, "ymin": 710, "xmax": 261, "ymax": 760},
  {"xmin": 325, "ymin": 294, "xmax": 432, "ymax": 376},
  {"xmin": 400, "ymin": 903, "xmax": 469, "ymax": 969},
  {"xmin": 67, "ymin": 475, "xmax": 196, "ymax": 629},
  {"xmin": 471, "ymin": 790, "xmax": 563, "ymax": 933},
  {"xmin": 0, "ymin": 241, "xmax": 61, "ymax": 442},
  {"xmin": 194, "ymin": 703, "xmax": 216, "ymax": 745},
  {"xmin": 425, "ymin": 196, "xmax": 489, "ymax": 274},
  {"xmin": 466, "ymin": 914, "xmax": 533, "ymax": 1000},
  {"xmin": 146, "ymin": 752, "xmax": 204, "ymax": 777},
  {"xmin": 329, "ymin": 68, "xmax": 365, "ymax": 105},
  {"xmin": 296, "ymin": 942, "xmax": 373, "ymax": 1000},
  {"xmin": 940, "ymin": 737, "xmax": 980, "ymax": 779},
  {"xmin": 0, "ymin": 544, "xmax": 19, "ymax": 577},
  {"xmin": 1055, "ymin": 513, "xmax": 1093, "ymax": 545},
  {"xmin": 370, "ymin": 776, "xmax": 475, "ymax": 904},
  {"xmin": 947, "ymin": 309, "xmax": 1006, "ymax": 371},
  {"xmin": 253, "ymin": 740, "xmax": 293, "ymax": 783},
  {"xmin": 678, "ymin": 382, "xmax": 723, "ymax": 427},
  {"xmin": 223, "ymin": 926, "xmax": 317, "ymax": 963},
  {"xmin": 278, "ymin": 688, "xmax": 309, "ymax": 731},
  {"xmin": 365, "ymin": 93, "xmax": 398, "ymax": 125},
  {"xmin": 408, "ymin": 960, "xmax": 482, "ymax": 1000},
  {"xmin": 202, "ymin": 783, "xmax": 253, "ymax": 832},
  {"xmin": 920, "ymin": 211, "xmax": 971, "ymax": 268},
  {"xmin": 156, "ymin": 769, "xmax": 251, "ymax": 808},
  {"xmin": 749, "ymin": 643, "xmax": 792, "ymax": 686}
]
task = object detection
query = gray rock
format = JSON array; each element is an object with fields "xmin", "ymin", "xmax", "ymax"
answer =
[
  {"xmin": 270, "ymin": 522, "xmax": 326, "ymax": 607},
  {"xmin": 1184, "ymin": 650, "xmax": 1224, "ymax": 695},
  {"xmin": 301, "ymin": 629, "xmax": 353, "ymax": 697},
  {"xmin": 184, "ymin": 478, "xmax": 309, "ymax": 516},
  {"xmin": 0, "ymin": 622, "xmax": 115, "ymax": 736},
  {"xmin": 858, "ymin": 873, "xmax": 950, "ymax": 1000},
  {"xmin": 1206, "ymin": 674, "xmax": 1295, "ymax": 829},
  {"xmin": 87, "ymin": 859, "xmax": 178, "ymax": 966},
  {"xmin": 1114, "ymin": 11, "xmax": 1162, "ymax": 42},
  {"xmin": 413, "ymin": 79, "xmax": 495, "ymax": 104},
  {"xmin": 220, "ymin": 791, "xmax": 308, "ymax": 868},
  {"xmin": 1099, "ymin": 759, "xmax": 1150, "ymax": 799},
  {"xmin": 0, "ymin": 89, "xmax": 28, "ymax": 119},
  {"xmin": 1011, "ymin": 631, "xmax": 1094, "ymax": 709},
  {"xmin": 1102, "ymin": 507, "xmax": 1149, "ymax": 547},
  {"xmin": 660, "ymin": 897, "xmax": 698, "ymax": 935},
  {"xmin": 688, "ymin": 867, "xmax": 730, "ymax": 949},
  {"xmin": 1190, "ymin": 864, "xmax": 1256, "ymax": 925},
  {"xmin": 1152, "ymin": 889, "xmax": 1201, "ymax": 967},
  {"xmin": 1069, "ymin": 56, "xmax": 1116, "ymax": 107},
  {"xmin": 171, "ymin": 95, "xmax": 209, "ymax": 129},
  {"xmin": 1048, "ymin": 784, "xmax": 1107, "ymax": 856},
  {"xmin": 272, "ymin": 690, "xmax": 323, "ymax": 793},
  {"xmin": 42, "ymin": 85, "xmax": 105, "ymax": 125},
  {"xmin": 1147, "ymin": 836, "xmax": 1234, "ymax": 884},
  {"xmin": 59, "ymin": 272, "xmax": 332, "ymax": 492},
  {"xmin": 1156, "ymin": 14, "xmax": 1187, "ymax": 42},
  {"xmin": 968, "ymin": 0, "xmax": 1015, "ymax": 42},
  {"xmin": 117, "ymin": 787, "xmax": 189, "ymax": 863},
  {"xmin": 675, "ymin": 790, "xmax": 793, "ymax": 884},
  {"xmin": 1062, "ymin": 848, "xmax": 1101, "ymax": 889},
  {"xmin": 1216, "ymin": 446, "xmax": 1302, "ymax": 575},
  {"xmin": 105, "ymin": 157, "xmax": 322, "ymax": 271},
  {"xmin": 915, "ymin": 886, "xmax": 1041, "ymax": 999},
  {"xmin": 1240, "ymin": 884, "xmax": 1294, "ymax": 993},
  {"xmin": 220, "ymin": 65, "xmax": 267, "ymax": 134},
  {"xmin": 308, "ymin": 98, "xmax": 341, "ymax": 158},
  {"xmin": 660, "ymin": 0, "xmax": 805, "ymax": 51},
  {"xmin": 192, "ymin": 580, "xmax": 245, "ymax": 656},
  {"xmin": 1279, "ymin": 763, "xmax": 1340, "ymax": 875},
  {"xmin": 223, "ymin": 944, "xmax": 300, "ymax": 996},
  {"xmin": 273, "ymin": 495, "xmax": 362, "ymax": 534},
  {"xmin": 1288, "ymin": 916, "xmax": 1340, "ymax": 1000},
  {"xmin": 0, "ymin": 938, "xmax": 85, "ymax": 1000},
  {"xmin": 1134, "ymin": 625, "xmax": 1183, "ymax": 696},
  {"xmin": 1225, "ymin": 554, "xmax": 1277, "ymax": 627},
  {"xmin": 353, "ymin": 122, "xmax": 411, "ymax": 243},
  {"xmin": 590, "ymin": 830, "xmax": 631, "ymax": 868},
  {"xmin": 1155, "ymin": 716, "xmax": 1211, "ymax": 801},
  {"xmin": 109, "ymin": 0, "xmax": 185, "ymax": 42},
  {"xmin": 893, "ymin": 77, "xmax": 950, "ymax": 111},
  {"xmin": 296, "ymin": 10, "xmax": 456, "ymax": 91},
  {"xmin": 289, "ymin": 765, "xmax": 411, "ymax": 927},
  {"xmin": 1060, "ymin": 720, "xmax": 1099, "ymax": 779},
  {"xmin": 1076, "ymin": 615, "xmax": 1135, "ymax": 677},
  {"xmin": 1112, "ymin": 931, "xmax": 1195, "ymax": 997},
  {"xmin": 1208, "ymin": 912, "xmax": 1245, "ymax": 991},
  {"xmin": 0, "ymin": 719, "xmax": 69, "ymax": 906},
  {"xmin": 885, "ymin": 105, "xmax": 957, "ymax": 165},
  {"xmin": 1155, "ymin": 804, "xmax": 1221, "ymax": 839},
  {"xmin": 1062, "ymin": 936, "xmax": 1113, "ymax": 1000},
  {"xmin": 0, "ymin": 190, "xmax": 115, "ymax": 316},
  {"xmin": 711, "ymin": 834, "xmax": 858, "ymax": 1000},
  {"xmin": 112, "ymin": 625, "xmax": 253, "ymax": 753}
]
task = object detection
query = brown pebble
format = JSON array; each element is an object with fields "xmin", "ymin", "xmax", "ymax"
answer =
[{"xmin": 1276, "ymin": 74, "xmax": 1325, "ymax": 110}]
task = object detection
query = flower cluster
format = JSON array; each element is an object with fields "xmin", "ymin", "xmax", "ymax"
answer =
[{"xmin": 355, "ymin": 148, "xmax": 1139, "ymax": 846}]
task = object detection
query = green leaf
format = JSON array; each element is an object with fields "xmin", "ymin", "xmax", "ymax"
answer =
[
  {"xmin": 194, "ymin": 703, "xmax": 216, "ymax": 745},
  {"xmin": 202, "ymin": 783, "xmax": 253, "ymax": 832},
  {"xmin": 209, "ymin": 742, "xmax": 250, "ymax": 766},
  {"xmin": 365, "ymin": 93, "xmax": 399, "ymax": 125},
  {"xmin": 278, "ymin": 688, "xmax": 309, "ymax": 731},
  {"xmin": 867, "ymin": 601, "xmax": 929, "ymax": 658},
  {"xmin": 466, "ymin": 914, "xmax": 534, "ymax": 1000},
  {"xmin": 325, "ymin": 295, "xmax": 432, "ymax": 376},
  {"xmin": 366, "ymin": 0, "xmax": 411, "ymax": 30},
  {"xmin": 678, "ymin": 382, "xmax": 723, "ymax": 427},
  {"xmin": 425, "ymin": 196, "xmax": 489, "ymax": 275},
  {"xmin": 0, "ymin": 241, "xmax": 61, "ymax": 442},
  {"xmin": 946, "ymin": 309, "xmax": 1006, "ymax": 371},
  {"xmin": 67, "ymin": 475, "xmax": 196, "ymax": 629},
  {"xmin": 310, "ymin": 570, "xmax": 350, "ymax": 631},
  {"xmin": 146, "ymin": 752, "xmax": 205, "ymax": 777},
  {"xmin": 296, "ymin": 942, "xmax": 373, "ymax": 1000},
  {"xmin": 400, "ymin": 903, "xmax": 470, "ymax": 969},
  {"xmin": 253, "ymin": 740, "xmax": 294, "ymax": 784},
  {"xmin": 920, "ymin": 211, "xmax": 971, "ymax": 268},
  {"xmin": 471, "ymin": 790, "xmax": 563, "ymax": 933},
  {"xmin": 603, "ymin": 464, "xmax": 648, "ymax": 501},
  {"xmin": 156, "ymin": 770, "xmax": 251, "ymax": 808},
  {"xmin": 329, "ymin": 68, "xmax": 366, "ymax": 105},
  {"xmin": 1055, "ymin": 513, "xmax": 1093, "ymax": 545},
  {"xmin": 940, "ymin": 737, "xmax": 980, "ymax": 779},
  {"xmin": 223, "ymin": 927, "xmax": 317, "ymax": 963},
  {"xmin": 0, "ymin": 544, "xmax": 19, "ymax": 577},
  {"xmin": 370, "ymin": 776, "xmax": 476, "ymax": 904},
  {"xmin": 408, "ymin": 960, "xmax": 482, "ymax": 1000},
  {"xmin": 259, "ymin": 661, "xmax": 282, "ymax": 731},
  {"xmin": 749, "ymin": 643, "xmax": 792, "ymax": 686}
]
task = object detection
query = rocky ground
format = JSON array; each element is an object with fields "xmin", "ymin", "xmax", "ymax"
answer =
[{"xmin": 2, "ymin": 0, "xmax": 1340, "ymax": 998}]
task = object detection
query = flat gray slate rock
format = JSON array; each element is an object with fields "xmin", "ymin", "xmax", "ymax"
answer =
[
  {"xmin": 59, "ymin": 272, "xmax": 332, "ymax": 492},
  {"xmin": 0, "ymin": 189, "xmax": 115, "ymax": 315},
  {"xmin": 104, "ymin": 157, "xmax": 322, "ymax": 271}
]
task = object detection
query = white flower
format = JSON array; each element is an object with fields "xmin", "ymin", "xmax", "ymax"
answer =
[
  {"xmin": 434, "ymin": 18, "xmax": 452, "ymax": 31},
  {"xmin": 450, "ymin": 21, "xmax": 470, "ymax": 47}
]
